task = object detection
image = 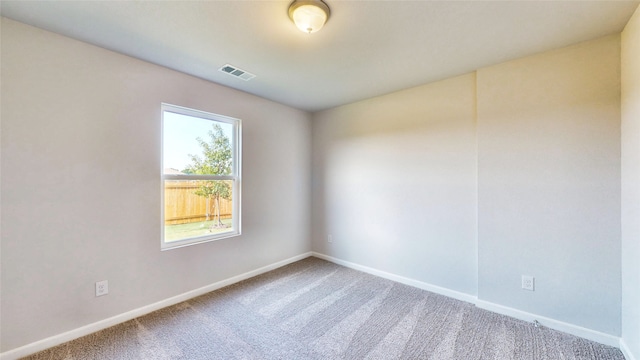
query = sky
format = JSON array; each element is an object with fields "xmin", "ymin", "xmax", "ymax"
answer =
[{"xmin": 163, "ymin": 111, "xmax": 233, "ymax": 172}]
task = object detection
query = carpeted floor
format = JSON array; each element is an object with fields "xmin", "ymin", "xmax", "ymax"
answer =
[{"xmin": 24, "ymin": 257, "xmax": 625, "ymax": 359}]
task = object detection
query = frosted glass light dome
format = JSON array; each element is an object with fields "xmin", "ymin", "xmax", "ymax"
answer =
[{"xmin": 288, "ymin": 1, "xmax": 331, "ymax": 34}]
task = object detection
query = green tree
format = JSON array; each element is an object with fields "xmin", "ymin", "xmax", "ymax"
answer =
[{"xmin": 184, "ymin": 123, "xmax": 232, "ymax": 229}]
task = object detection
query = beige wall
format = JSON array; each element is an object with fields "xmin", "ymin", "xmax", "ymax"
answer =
[
  {"xmin": 477, "ymin": 35, "xmax": 621, "ymax": 335},
  {"xmin": 311, "ymin": 73, "xmax": 478, "ymax": 296},
  {"xmin": 0, "ymin": 18, "xmax": 311, "ymax": 351},
  {"xmin": 312, "ymin": 35, "xmax": 622, "ymax": 336},
  {"xmin": 622, "ymin": 5, "xmax": 640, "ymax": 360}
]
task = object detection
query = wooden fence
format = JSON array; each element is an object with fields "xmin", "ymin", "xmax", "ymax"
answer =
[{"xmin": 164, "ymin": 180, "xmax": 233, "ymax": 225}]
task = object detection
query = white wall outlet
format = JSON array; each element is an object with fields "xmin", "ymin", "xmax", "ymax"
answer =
[
  {"xmin": 522, "ymin": 275, "xmax": 535, "ymax": 291},
  {"xmin": 328, "ymin": 235, "xmax": 333, "ymax": 243},
  {"xmin": 96, "ymin": 280, "xmax": 109, "ymax": 297}
]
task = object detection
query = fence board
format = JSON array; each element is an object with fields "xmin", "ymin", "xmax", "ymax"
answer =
[{"xmin": 164, "ymin": 180, "xmax": 233, "ymax": 225}]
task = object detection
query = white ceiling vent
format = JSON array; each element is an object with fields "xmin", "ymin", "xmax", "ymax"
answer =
[{"xmin": 218, "ymin": 64, "xmax": 256, "ymax": 81}]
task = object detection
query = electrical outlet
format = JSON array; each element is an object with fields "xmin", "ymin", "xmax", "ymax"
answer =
[
  {"xmin": 96, "ymin": 280, "xmax": 109, "ymax": 297},
  {"xmin": 328, "ymin": 235, "xmax": 333, "ymax": 243},
  {"xmin": 522, "ymin": 275, "xmax": 534, "ymax": 291}
]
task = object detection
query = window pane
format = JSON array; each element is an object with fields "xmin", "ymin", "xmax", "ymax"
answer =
[
  {"xmin": 163, "ymin": 112, "xmax": 234, "ymax": 175},
  {"xmin": 162, "ymin": 103, "xmax": 241, "ymax": 249},
  {"xmin": 164, "ymin": 179, "xmax": 235, "ymax": 242}
]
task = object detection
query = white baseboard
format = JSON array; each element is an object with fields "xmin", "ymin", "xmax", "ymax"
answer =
[
  {"xmin": 311, "ymin": 252, "xmax": 478, "ymax": 304},
  {"xmin": 0, "ymin": 252, "xmax": 313, "ymax": 360},
  {"xmin": 4, "ymin": 251, "xmax": 628, "ymax": 359},
  {"xmin": 475, "ymin": 300, "xmax": 620, "ymax": 348},
  {"xmin": 312, "ymin": 251, "xmax": 623, "ymax": 350},
  {"xmin": 620, "ymin": 338, "xmax": 638, "ymax": 360}
]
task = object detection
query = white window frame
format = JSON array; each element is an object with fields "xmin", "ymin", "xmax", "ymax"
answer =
[{"xmin": 161, "ymin": 103, "xmax": 241, "ymax": 250}]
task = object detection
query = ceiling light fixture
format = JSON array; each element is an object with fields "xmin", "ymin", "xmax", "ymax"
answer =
[{"xmin": 288, "ymin": 0, "xmax": 331, "ymax": 34}]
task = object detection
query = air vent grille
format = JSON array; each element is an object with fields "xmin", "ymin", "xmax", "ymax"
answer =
[{"xmin": 219, "ymin": 64, "xmax": 256, "ymax": 81}]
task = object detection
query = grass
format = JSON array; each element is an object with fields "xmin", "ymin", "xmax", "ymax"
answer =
[{"xmin": 164, "ymin": 218, "xmax": 233, "ymax": 242}]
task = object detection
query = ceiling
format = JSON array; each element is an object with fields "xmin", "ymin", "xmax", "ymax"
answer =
[{"xmin": 1, "ymin": 1, "xmax": 638, "ymax": 112}]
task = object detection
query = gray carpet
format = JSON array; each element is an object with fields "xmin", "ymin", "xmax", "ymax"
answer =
[{"xmin": 23, "ymin": 257, "xmax": 625, "ymax": 360}]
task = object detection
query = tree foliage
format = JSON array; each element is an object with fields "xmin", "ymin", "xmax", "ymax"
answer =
[{"xmin": 183, "ymin": 123, "xmax": 232, "ymax": 228}]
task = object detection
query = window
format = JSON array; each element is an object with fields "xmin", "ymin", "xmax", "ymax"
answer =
[{"xmin": 161, "ymin": 103, "xmax": 241, "ymax": 250}]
